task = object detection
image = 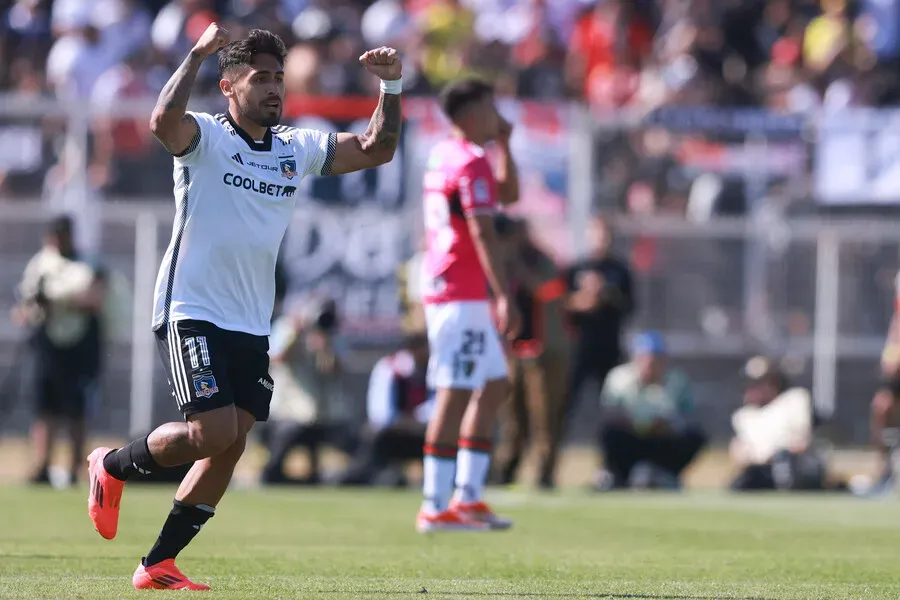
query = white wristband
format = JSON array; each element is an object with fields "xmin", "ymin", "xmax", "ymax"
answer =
[{"xmin": 380, "ymin": 77, "xmax": 403, "ymax": 95}]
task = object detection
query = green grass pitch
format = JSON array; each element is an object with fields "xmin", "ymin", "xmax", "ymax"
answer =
[{"xmin": 2, "ymin": 485, "xmax": 900, "ymax": 599}]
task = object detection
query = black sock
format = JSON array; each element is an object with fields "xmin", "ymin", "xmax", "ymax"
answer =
[
  {"xmin": 102, "ymin": 436, "xmax": 160, "ymax": 482},
  {"xmin": 143, "ymin": 501, "xmax": 215, "ymax": 567}
]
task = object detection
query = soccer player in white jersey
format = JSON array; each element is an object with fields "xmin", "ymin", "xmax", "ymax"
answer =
[
  {"xmin": 85, "ymin": 24, "xmax": 402, "ymax": 590},
  {"xmin": 416, "ymin": 78, "xmax": 521, "ymax": 532}
]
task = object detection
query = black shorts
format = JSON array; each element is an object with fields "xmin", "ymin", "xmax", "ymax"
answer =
[
  {"xmin": 155, "ymin": 320, "xmax": 274, "ymax": 421},
  {"xmin": 32, "ymin": 345, "xmax": 95, "ymax": 419},
  {"xmin": 34, "ymin": 369, "xmax": 93, "ymax": 419}
]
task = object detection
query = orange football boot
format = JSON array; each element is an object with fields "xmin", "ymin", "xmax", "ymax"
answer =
[
  {"xmin": 416, "ymin": 509, "xmax": 490, "ymax": 533},
  {"xmin": 87, "ymin": 447, "xmax": 125, "ymax": 540},
  {"xmin": 133, "ymin": 559, "xmax": 211, "ymax": 591},
  {"xmin": 449, "ymin": 499, "xmax": 513, "ymax": 530}
]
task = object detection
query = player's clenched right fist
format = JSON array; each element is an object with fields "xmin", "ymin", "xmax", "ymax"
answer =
[{"xmin": 192, "ymin": 23, "xmax": 230, "ymax": 56}]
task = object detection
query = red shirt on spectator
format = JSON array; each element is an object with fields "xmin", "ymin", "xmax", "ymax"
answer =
[{"xmin": 570, "ymin": 8, "xmax": 653, "ymax": 105}]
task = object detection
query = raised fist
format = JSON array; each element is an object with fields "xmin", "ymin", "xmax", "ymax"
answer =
[
  {"xmin": 359, "ymin": 47, "xmax": 402, "ymax": 81},
  {"xmin": 193, "ymin": 23, "xmax": 230, "ymax": 57}
]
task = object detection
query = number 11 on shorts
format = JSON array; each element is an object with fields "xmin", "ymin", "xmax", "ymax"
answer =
[{"xmin": 185, "ymin": 336, "xmax": 211, "ymax": 369}]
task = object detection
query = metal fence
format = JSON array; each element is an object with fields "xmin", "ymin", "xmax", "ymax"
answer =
[{"xmin": 0, "ymin": 95, "xmax": 898, "ymax": 445}]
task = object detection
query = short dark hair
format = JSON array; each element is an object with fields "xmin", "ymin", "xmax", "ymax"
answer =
[
  {"xmin": 218, "ymin": 29, "xmax": 287, "ymax": 78},
  {"xmin": 439, "ymin": 77, "xmax": 493, "ymax": 122},
  {"xmin": 743, "ymin": 356, "xmax": 788, "ymax": 392},
  {"xmin": 47, "ymin": 214, "xmax": 73, "ymax": 238},
  {"xmin": 403, "ymin": 332, "xmax": 429, "ymax": 349}
]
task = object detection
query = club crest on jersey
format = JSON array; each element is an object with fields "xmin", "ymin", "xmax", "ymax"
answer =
[
  {"xmin": 473, "ymin": 178, "xmax": 490, "ymax": 204},
  {"xmin": 193, "ymin": 374, "xmax": 220, "ymax": 398},
  {"xmin": 279, "ymin": 156, "xmax": 298, "ymax": 179}
]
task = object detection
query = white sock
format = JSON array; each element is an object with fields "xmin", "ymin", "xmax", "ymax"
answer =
[
  {"xmin": 422, "ymin": 453, "xmax": 457, "ymax": 514},
  {"xmin": 453, "ymin": 441, "xmax": 492, "ymax": 504}
]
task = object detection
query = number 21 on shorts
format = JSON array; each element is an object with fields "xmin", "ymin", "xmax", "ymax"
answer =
[{"xmin": 460, "ymin": 329, "xmax": 486, "ymax": 356}]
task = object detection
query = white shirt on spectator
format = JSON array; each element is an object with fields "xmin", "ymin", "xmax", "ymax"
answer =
[
  {"xmin": 366, "ymin": 352, "xmax": 433, "ymax": 430},
  {"xmin": 46, "ymin": 33, "xmax": 115, "ymax": 99},
  {"xmin": 150, "ymin": 1, "xmax": 187, "ymax": 53}
]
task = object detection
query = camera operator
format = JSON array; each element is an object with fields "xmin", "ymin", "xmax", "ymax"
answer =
[
  {"xmin": 11, "ymin": 215, "xmax": 107, "ymax": 486},
  {"xmin": 261, "ymin": 297, "xmax": 356, "ymax": 485}
]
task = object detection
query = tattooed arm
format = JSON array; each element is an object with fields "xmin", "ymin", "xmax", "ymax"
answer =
[
  {"xmin": 149, "ymin": 23, "xmax": 229, "ymax": 155},
  {"xmin": 324, "ymin": 47, "xmax": 403, "ymax": 175},
  {"xmin": 325, "ymin": 93, "xmax": 402, "ymax": 175}
]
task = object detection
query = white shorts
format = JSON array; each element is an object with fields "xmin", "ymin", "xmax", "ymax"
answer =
[{"xmin": 425, "ymin": 300, "xmax": 508, "ymax": 390}]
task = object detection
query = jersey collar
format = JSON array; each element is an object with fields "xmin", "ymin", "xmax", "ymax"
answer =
[{"xmin": 225, "ymin": 111, "xmax": 273, "ymax": 152}]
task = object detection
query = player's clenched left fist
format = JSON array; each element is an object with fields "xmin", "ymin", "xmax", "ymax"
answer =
[{"xmin": 359, "ymin": 47, "xmax": 402, "ymax": 81}]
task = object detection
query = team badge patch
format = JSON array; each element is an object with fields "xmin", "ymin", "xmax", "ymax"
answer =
[
  {"xmin": 279, "ymin": 156, "xmax": 298, "ymax": 179},
  {"xmin": 193, "ymin": 374, "xmax": 220, "ymax": 398},
  {"xmin": 473, "ymin": 178, "xmax": 489, "ymax": 204}
]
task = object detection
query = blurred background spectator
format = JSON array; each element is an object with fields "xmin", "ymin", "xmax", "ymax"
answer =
[
  {"xmin": 492, "ymin": 215, "xmax": 570, "ymax": 490},
  {"xmin": 261, "ymin": 298, "xmax": 356, "ymax": 485},
  {"xmin": 10, "ymin": 215, "xmax": 107, "ymax": 486},
  {"xmin": 594, "ymin": 331, "xmax": 706, "ymax": 491},
  {"xmin": 729, "ymin": 356, "xmax": 836, "ymax": 492},
  {"xmin": 867, "ymin": 279, "xmax": 900, "ymax": 495},
  {"xmin": 562, "ymin": 215, "xmax": 635, "ymax": 433},
  {"xmin": 397, "ymin": 237, "xmax": 426, "ymax": 334},
  {"xmin": 336, "ymin": 332, "xmax": 432, "ymax": 487}
]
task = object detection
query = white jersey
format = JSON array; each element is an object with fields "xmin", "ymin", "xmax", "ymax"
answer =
[{"xmin": 151, "ymin": 111, "xmax": 336, "ymax": 336}]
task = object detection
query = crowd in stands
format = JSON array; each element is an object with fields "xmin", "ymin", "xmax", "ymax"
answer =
[{"xmin": 2, "ymin": 0, "xmax": 900, "ymax": 110}]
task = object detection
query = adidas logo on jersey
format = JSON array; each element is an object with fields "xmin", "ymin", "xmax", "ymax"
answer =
[{"xmin": 231, "ymin": 153, "xmax": 243, "ymax": 165}]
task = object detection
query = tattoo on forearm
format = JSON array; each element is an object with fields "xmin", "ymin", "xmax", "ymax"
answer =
[
  {"xmin": 155, "ymin": 51, "xmax": 204, "ymax": 116},
  {"xmin": 361, "ymin": 93, "xmax": 401, "ymax": 154}
]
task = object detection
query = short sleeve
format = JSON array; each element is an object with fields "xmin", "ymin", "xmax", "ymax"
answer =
[
  {"xmin": 17, "ymin": 252, "xmax": 45, "ymax": 301},
  {"xmin": 294, "ymin": 129, "xmax": 337, "ymax": 177},
  {"xmin": 173, "ymin": 111, "xmax": 218, "ymax": 161},
  {"xmin": 600, "ymin": 365, "xmax": 626, "ymax": 408},
  {"xmin": 457, "ymin": 157, "xmax": 497, "ymax": 217}
]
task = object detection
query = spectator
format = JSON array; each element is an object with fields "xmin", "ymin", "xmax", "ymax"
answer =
[
  {"xmin": 857, "ymin": 0, "xmax": 900, "ymax": 66},
  {"xmin": 416, "ymin": 0, "xmax": 476, "ymax": 88},
  {"xmin": 595, "ymin": 331, "xmax": 706, "ymax": 491},
  {"xmin": 803, "ymin": 0, "xmax": 856, "ymax": 77},
  {"xmin": 562, "ymin": 215, "xmax": 634, "ymax": 431},
  {"xmin": 397, "ymin": 238, "xmax": 427, "ymax": 334},
  {"xmin": 261, "ymin": 298, "xmax": 356, "ymax": 485},
  {"xmin": 89, "ymin": 48, "xmax": 171, "ymax": 196},
  {"xmin": 1, "ymin": 0, "xmax": 52, "ymax": 88},
  {"xmin": 492, "ymin": 215, "xmax": 570, "ymax": 490},
  {"xmin": 336, "ymin": 332, "xmax": 433, "ymax": 487},
  {"xmin": 867, "ymin": 280, "xmax": 900, "ymax": 494},
  {"xmin": 0, "ymin": 57, "xmax": 55, "ymax": 201},
  {"xmin": 729, "ymin": 356, "xmax": 829, "ymax": 492},
  {"xmin": 45, "ymin": 16, "xmax": 109, "ymax": 99},
  {"xmin": 566, "ymin": 0, "xmax": 654, "ymax": 106},
  {"xmin": 11, "ymin": 215, "xmax": 107, "ymax": 486}
]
